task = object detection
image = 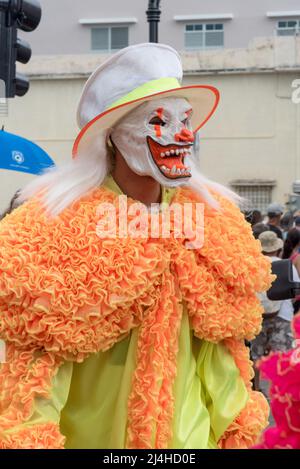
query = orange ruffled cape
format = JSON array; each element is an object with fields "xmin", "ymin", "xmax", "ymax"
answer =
[{"xmin": 0, "ymin": 185, "xmax": 272, "ymax": 449}]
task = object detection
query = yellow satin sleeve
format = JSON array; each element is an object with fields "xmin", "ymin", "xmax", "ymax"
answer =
[
  {"xmin": 169, "ymin": 312, "xmax": 248, "ymax": 449},
  {"xmin": 60, "ymin": 329, "xmax": 140, "ymax": 448},
  {"xmin": 23, "ymin": 310, "xmax": 247, "ymax": 448}
]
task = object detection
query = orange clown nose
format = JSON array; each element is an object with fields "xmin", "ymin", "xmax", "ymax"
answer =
[{"xmin": 174, "ymin": 128, "xmax": 195, "ymax": 143}]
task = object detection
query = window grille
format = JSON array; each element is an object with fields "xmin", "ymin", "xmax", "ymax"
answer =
[{"xmin": 230, "ymin": 181, "xmax": 276, "ymax": 214}]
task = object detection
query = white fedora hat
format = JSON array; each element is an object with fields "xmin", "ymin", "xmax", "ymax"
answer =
[{"xmin": 72, "ymin": 43, "xmax": 219, "ymax": 157}]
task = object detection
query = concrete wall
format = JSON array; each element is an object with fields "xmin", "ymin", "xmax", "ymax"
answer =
[
  {"xmin": 21, "ymin": 0, "xmax": 300, "ymax": 55},
  {"xmin": 188, "ymin": 72, "xmax": 300, "ymax": 204},
  {"xmin": 1, "ymin": 38, "xmax": 299, "ymax": 213}
]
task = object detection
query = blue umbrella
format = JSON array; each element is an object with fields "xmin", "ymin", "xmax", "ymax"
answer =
[{"xmin": 0, "ymin": 130, "xmax": 55, "ymax": 175}]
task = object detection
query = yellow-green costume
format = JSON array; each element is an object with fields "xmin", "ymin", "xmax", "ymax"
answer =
[{"xmin": 0, "ymin": 177, "xmax": 272, "ymax": 449}]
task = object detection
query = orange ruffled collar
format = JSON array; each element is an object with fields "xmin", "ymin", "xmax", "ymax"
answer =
[
  {"xmin": 0, "ymin": 185, "xmax": 272, "ymax": 360},
  {"xmin": 0, "ymin": 184, "xmax": 273, "ymax": 449}
]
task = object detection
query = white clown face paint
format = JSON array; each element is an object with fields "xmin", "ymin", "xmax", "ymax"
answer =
[{"xmin": 110, "ymin": 98, "xmax": 195, "ymax": 187}]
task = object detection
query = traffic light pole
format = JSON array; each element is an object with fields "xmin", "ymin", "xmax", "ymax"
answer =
[
  {"xmin": 0, "ymin": 8, "xmax": 18, "ymax": 97},
  {"xmin": 0, "ymin": 8, "xmax": 9, "ymax": 97},
  {"xmin": 0, "ymin": 2, "xmax": 13, "ymax": 97},
  {"xmin": 146, "ymin": 0, "xmax": 161, "ymax": 43}
]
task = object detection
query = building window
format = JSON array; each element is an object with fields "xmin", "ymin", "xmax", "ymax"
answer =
[
  {"xmin": 91, "ymin": 26, "xmax": 129, "ymax": 52},
  {"xmin": 230, "ymin": 180, "xmax": 276, "ymax": 214},
  {"xmin": 185, "ymin": 23, "xmax": 224, "ymax": 50},
  {"xmin": 277, "ymin": 20, "xmax": 300, "ymax": 36}
]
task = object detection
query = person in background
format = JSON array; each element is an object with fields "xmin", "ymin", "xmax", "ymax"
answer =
[
  {"xmin": 252, "ymin": 222, "xmax": 269, "ymax": 240},
  {"xmin": 282, "ymin": 228, "xmax": 300, "ymax": 275},
  {"xmin": 282, "ymin": 227, "xmax": 300, "ymax": 313},
  {"xmin": 266, "ymin": 203, "xmax": 284, "ymax": 240},
  {"xmin": 244, "ymin": 209, "xmax": 263, "ymax": 226},
  {"xmin": 0, "ymin": 191, "xmax": 22, "ymax": 221},
  {"xmin": 280, "ymin": 211, "xmax": 294, "ymax": 240},
  {"xmin": 294, "ymin": 216, "xmax": 300, "ymax": 231},
  {"xmin": 293, "ymin": 209, "xmax": 300, "ymax": 219},
  {"xmin": 254, "ymin": 314, "xmax": 300, "ymax": 449},
  {"xmin": 252, "ymin": 231, "xmax": 294, "ymax": 393}
]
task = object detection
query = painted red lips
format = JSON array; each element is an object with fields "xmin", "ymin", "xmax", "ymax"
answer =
[{"xmin": 147, "ymin": 137, "xmax": 193, "ymax": 179}]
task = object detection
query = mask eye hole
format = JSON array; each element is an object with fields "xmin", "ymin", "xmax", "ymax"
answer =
[
  {"xmin": 182, "ymin": 116, "xmax": 192, "ymax": 126},
  {"xmin": 149, "ymin": 116, "xmax": 166, "ymax": 126}
]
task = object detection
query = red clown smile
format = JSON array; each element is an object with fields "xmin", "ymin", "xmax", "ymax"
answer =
[{"xmin": 147, "ymin": 137, "xmax": 193, "ymax": 179}]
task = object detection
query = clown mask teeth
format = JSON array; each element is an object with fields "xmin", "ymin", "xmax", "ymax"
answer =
[
  {"xmin": 160, "ymin": 165, "xmax": 170, "ymax": 174},
  {"xmin": 147, "ymin": 136, "xmax": 193, "ymax": 180}
]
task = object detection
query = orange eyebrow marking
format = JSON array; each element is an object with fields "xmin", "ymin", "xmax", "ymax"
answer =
[{"xmin": 155, "ymin": 107, "xmax": 164, "ymax": 138}]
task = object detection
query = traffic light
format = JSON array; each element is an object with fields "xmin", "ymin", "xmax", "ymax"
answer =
[{"xmin": 0, "ymin": 0, "xmax": 41, "ymax": 98}]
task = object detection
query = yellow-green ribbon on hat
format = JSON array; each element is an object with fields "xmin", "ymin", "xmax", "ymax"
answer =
[{"xmin": 107, "ymin": 77, "xmax": 181, "ymax": 110}]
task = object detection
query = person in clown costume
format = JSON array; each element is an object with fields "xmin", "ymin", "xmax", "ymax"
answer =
[{"xmin": 0, "ymin": 43, "xmax": 273, "ymax": 449}]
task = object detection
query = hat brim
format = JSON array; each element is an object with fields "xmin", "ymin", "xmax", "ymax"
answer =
[{"xmin": 72, "ymin": 85, "xmax": 219, "ymax": 157}]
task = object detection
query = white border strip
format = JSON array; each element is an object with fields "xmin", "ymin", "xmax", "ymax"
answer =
[
  {"xmin": 174, "ymin": 13, "xmax": 233, "ymax": 21},
  {"xmin": 79, "ymin": 18, "xmax": 138, "ymax": 25},
  {"xmin": 266, "ymin": 11, "xmax": 300, "ymax": 18}
]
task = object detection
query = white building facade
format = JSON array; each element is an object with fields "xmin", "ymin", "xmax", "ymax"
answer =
[
  {"xmin": 1, "ymin": 1, "xmax": 300, "ymax": 213},
  {"xmin": 24, "ymin": 0, "xmax": 300, "ymax": 54}
]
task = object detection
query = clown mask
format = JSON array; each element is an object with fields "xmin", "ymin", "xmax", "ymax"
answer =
[{"xmin": 110, "ymin": 98, "xmax": 195, "ymax": 187}]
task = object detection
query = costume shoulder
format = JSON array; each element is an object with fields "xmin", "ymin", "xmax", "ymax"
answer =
[
  {"xmin": 0, "ymin": 188, "xmax": 166, "ymax": 361},
  {"xmin": 173, "ymin": 187, "xmax": 274, "ymax": 342},
  {"xmin": 175, "ymin": 186, "xmax": 272, "ymax": 294}
]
